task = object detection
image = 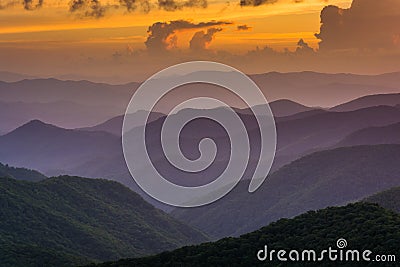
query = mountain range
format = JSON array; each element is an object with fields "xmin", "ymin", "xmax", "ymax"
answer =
[
  {"xmin": 0, "ymin": 175, "xmax": 208, "ymax": 267},
  {"xmin": 334, "ymin": 122, "xmax": 400, "ymax": 148},
  {"xmin": 172, "ymin": 144, "xmax": 400, "ymax": 238},
  {"xmin": 1, "ymin": 75, "xmax": 400, "ymax": 266},
  {"xmin": 0, "ymin": 120, "xmax": 121, "ymax": 176},
  {"xmin": 0, "ymin": 100, "xmax": 122, "ymax": 132},
  {"xmin": 1, "ymin": 71, "xmax": 400, "ymax": 133},
  {"xmin": 331, "ymin": 93, "xmax": 400, "ymax": 112},
  {"xmin": 1, "ymin": 101, "xmax": 400, "ymax": 212},
  {"xmin": 93, "ymin": 202, "xmax": 400, "ymax": 267},
  {"xmin": 0, "ymin": 79, "xmax": 137, "ymax": 133}
]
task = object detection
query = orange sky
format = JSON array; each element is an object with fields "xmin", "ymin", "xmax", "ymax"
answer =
[
  {"xmin": 0, "ymin": 0, "xmax": 352, "ymax": 51},
  {"xmin": 2, "ymin": 0, "xmax": 400, "ymax": 82}
]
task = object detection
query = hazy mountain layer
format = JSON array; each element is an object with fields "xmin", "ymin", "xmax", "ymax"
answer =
[
  {"xmin": 172, "ymin": 145, "xmax": 400, "ymax": 238},
  {"xmin": 364, "ymin": 186, "xmax": 400, "ymax": 213}
]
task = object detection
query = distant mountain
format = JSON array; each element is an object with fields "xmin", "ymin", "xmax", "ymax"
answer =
[
  {"xmin": 0, "ymin": 79, "xmax": 138, "ymax": 131},
  {"xmin": 0, "ymin": 73, "xmax": 399, "ymax": 133},
  {"xmin": 0, "ymin": 162, "xmax": 47, "ymax": 182},
  {"xmin": 80, "ymin": 111, "xmax": 165, "ymax": 137},
  {"xmin": 0, "ymin": 176, "xmax": 208, "ymax": 267},
  {"xmin": 0, "ymin": 100, "xmax": 122, "ymax": 134},
  {"xmin": 172, "ymin": 145, "xmax": 400, "ymax": 239},
  {"xmin": 250, "ymin": 71, "xmax": 400, "ymax": 107},
  {"xmin": 3, "ymin": 104, "xmax": 399, "ymax": 196},
  {"xmin": 331, "ymin": 93, "xmax": 400, "ymax": 112},
  {"xmin": 0, "ymin": 79, "xmax": 137, "ymax": 107},
  {"xmin": 0, "ymin": 71, "xmax": 36, "ymax": 82},
  {"xmin": 275, "ymin": 108, "xmax": 328, "ymax": 122},
  {"xmin": 335, "ymin": 122, "xmax": 400, "ymax": 147},
  {"xmin": 364, "ymin": 186, "xmax": 400, "ymax": 213},
  {"xmin": 269, "ymin": 99, "xmax": 313, "ymax": 117},
  {"xmin": 80, "ymin": 115, "xmax": 124, "ymax": 136},
  {"xmin": 0, "ymin": 71, "xmax": 399, "ymax": 119},
  {"xmin": 80, "ymin": 98, "xmax": 310, "ymax": 137},
  {"xmin": 80, "ymin": 105, "xmax": 400, "ymax": 183},
  {"xmin": 276, "ymin": 105, "xmax": 400, "ymax": 159},
  {"xmin": 95, "ymin": 203, "xmax": 400, "ymax": 267},
  {"xmin": 0, "ymin": 120, "xmax": 121, "ymax": 176}
]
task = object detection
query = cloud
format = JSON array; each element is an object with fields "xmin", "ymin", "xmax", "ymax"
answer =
[
  {"xmin": 117, "ymin": 0, "xmax": 206, "ymax": 13},
  {"xmin": 119, "ymin": 0, "xmax": 137, "ymax": 12},
  {"xmin": 23, "ymin": 0, "xmax": 43, "ymax": 10},
  {"xmin": 237, "ymin": 24, "xmax": 252, "ymax": 31},
  {"xmin": 69, "ymin": 0, "xmax": 107, "ymax": 18},
  {"xmin": 239, "ymin": 0, "xmax": 304, "ymax": 7},
  {"xmin": 119, "ymin": 0, "xmax": 151, "ymax": 13},
  {"xmin": 240, "ymin": 0, "xmax": 277, "ymax": 7},
  {"xmin": 0, "ymin": 0, "xmax": 209, "ymax": 14},
  {"xmin": 315, "ymin": 0, "xmax": 400, "ymax": 51},
  {"xmin": 296, "ymin": 39, "xmax": 314, "ymax": 53},
  {"xmin": 0, "ymin": 0, "xmax": 18, "ymax": 9},
  {"xmin": 158, "ymin": 0, "xmax": 207, "ymax": 11},
  {"xmin": 190, "ymin": 27, "xmax": 222, "ymax": 50},
  {"xmin": 145, "ymin": 20, "xmax": 232, "ymax": 52}
]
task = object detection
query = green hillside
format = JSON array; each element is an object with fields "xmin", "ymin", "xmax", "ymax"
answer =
[
  {"xmin": 0, "ymin": 162, "xmax": 47, "ymax": 181},
  {"xmin": 93, "ymin": 203, "xmax": 400, "ymax": 267},
  {"xmin": 0, "ymin": 176, "xmax": 208, "ymax": 267},
  {"xmin": 364, "ymin": 186, "xmax": 400, "ymax": 213}
]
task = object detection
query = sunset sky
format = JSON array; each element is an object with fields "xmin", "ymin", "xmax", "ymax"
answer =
[{"xmin": 0, "ymin": 0, "xmax": 399, "ymax": 82}]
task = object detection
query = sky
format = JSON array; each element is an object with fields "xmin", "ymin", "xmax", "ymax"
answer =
[{"xmin": 0, "ymin": 0, "xmax": 399, "ymax": 83}]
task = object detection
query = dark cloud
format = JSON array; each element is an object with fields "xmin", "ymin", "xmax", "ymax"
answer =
[
  {"xmin": 237, "ymin": 24, "xmax": 251, "ymax": 31},
  {"xmin": 0, "ymin": 0, "xmax": 209, "ymax": 13},
  {"xmin": 117, "ymin": 0, "xmax": 206, "ymax": 13},
  {"xmin": 119, "ymin": 0, "xmax": 137, "ymax": 12},
  {"xmin": 119, "ymin": 0, "xmax": 151, "ymax": 13},
  {"xmin": 190, "ymin": 27, "xmax": 222, "ymax": 50},
  {"xmin": 240, "ymin": 0, "xmax": 307, "ymax": 7},
  {"xmin": 296, "ymin": 39, "xmax": 314, "ymax": 53},
  {"xmin": 158, "ymin": 0, "xmax": 207, "ymax": 11},
  {"xmin": 145, "ymin": 20, "xmax": 232, "ymax": 52},
  {"xmin": 158, "ymin": 0, "xmax": 177, "ymax": 11},
  {"xmin": 23, "ymin": 0, "xmax": 43, "ymax": 10},
  {"xmin": 69, "ymin": 0, "xmax": 107, "ymax": 18},
  {"xmin": 0, "ymin": 0, "xmax": 18, "ymax": 9},
  {"xmin": 240, "ymin": 0, "xmax": 277, "ymax": 7},
  {"xmin": 316, "ymin": 0, "xmax": 400, "ymax": 51}
]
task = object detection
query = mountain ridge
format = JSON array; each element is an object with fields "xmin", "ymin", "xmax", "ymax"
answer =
[
  {"xmin": 364, "ymin": 186, "xmax": 400, "ymax": 213},
  {"xmin": 331, "ymin": 93, "xmax": 400, "ymax": 112},
  {"xmin": 0, "ymin": 162, "xmax": 47, "ymax": 181},
  {"xmin": 172, "ymin": 144, "xmax": 400, "ymax": 239},
  {"xmin": 93, "ymin": 202, "xmax": 400, "ymax": 267},
  {"xmin": 0, "ymin": 175, "xmax": 208, "ymax": 266}
]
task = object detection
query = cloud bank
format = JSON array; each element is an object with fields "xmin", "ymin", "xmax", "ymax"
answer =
[
  {"xmin": 237, "ymin": 24, "xmax": 252, "ymax": 31},
  {"xmin": 23, "ymin": 0, "xmax": 43, "ymax": 10},
  {"xmin": 316, "ymin": 0, "xmax": 400, "ymax": 51},
  {"xmin": 69, "ymin": 0, "xmax": 108, "ymax": 18},
  {"xmin": 145, "ymin": 20, "xmax": 232, "ymax": 52}
]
